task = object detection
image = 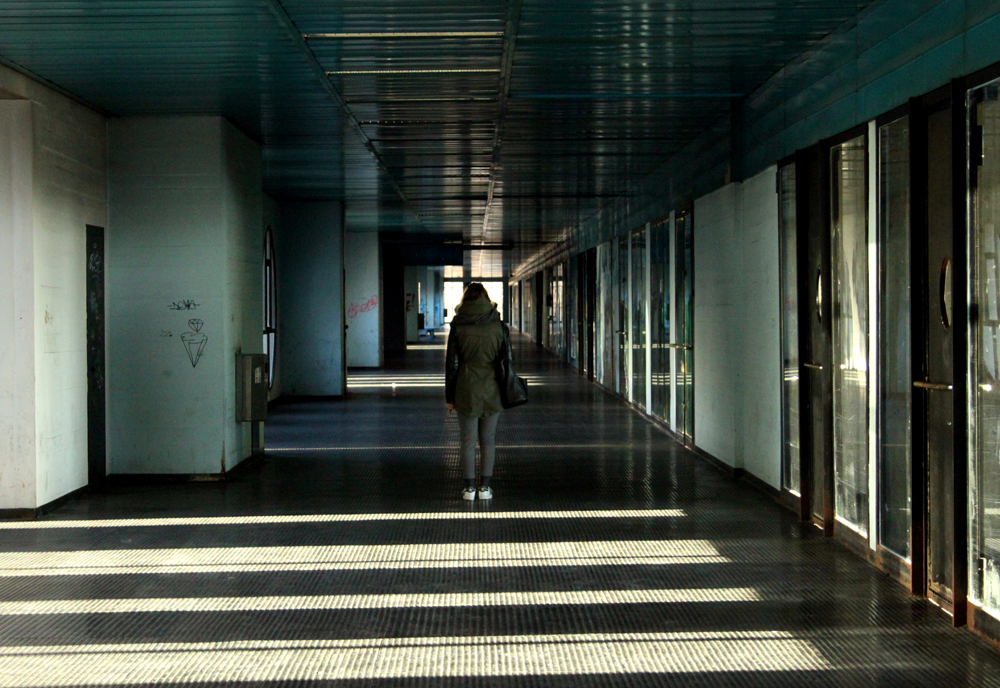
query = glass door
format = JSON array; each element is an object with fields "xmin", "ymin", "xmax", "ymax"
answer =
[
  {"xmin": 779, "ymin": 163, "xmax": 802, "ymax": 496},
  {"xmin": 632, "ymin": 228, "xmax": 647, "ymax": 410},
  {"xmin": 878, "ymin": 115, "xmax": 913, "ymax": 564},
  {"xmin": 830, "ymin": 133, "xmax": 870, "ymax": 538},
  {"xmin": 675, "ymin": 212, "xmax": 695, "ymax": 443},
  {"xmin": 969, "ymin": 80, "xmax": 1000, "ymax": 619},
  {"xmin": 597, "ymin": 242, "xmax": 615, "ymax": 388},
  {"xmin": 922, "ymin": 104, "xmax": 958, "ymax": 607},
  {"xmin": 651, "ymin": 218, "xmax": 671, "ymax": 421},
  {"xmin": 618, "ymin": 235, "xmax": 630, "ymax": 399}
]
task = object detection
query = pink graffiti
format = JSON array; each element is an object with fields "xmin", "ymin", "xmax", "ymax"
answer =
[{"xmin": 348, "ymin": 295, "xmax": 379, "ymax": 319}]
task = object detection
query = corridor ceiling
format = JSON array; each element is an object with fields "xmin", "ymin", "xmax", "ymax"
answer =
[{"xmin": 0, "ymin": 1, "xmax": 870, "ymax": 274}]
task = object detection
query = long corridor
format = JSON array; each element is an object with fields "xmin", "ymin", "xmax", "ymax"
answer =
[{"xmin": 1, "ymin": 336, "xmax": 1000, "ymax": 686}]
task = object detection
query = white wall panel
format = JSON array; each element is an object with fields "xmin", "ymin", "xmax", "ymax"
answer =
[
  {"xmin": 735, "ymin": 167, "xmax": 782, "ymax": 489},
  {"xmin": 694, "ymin": 185, "xmax": 739, "ymax": 466},
  {"xmin": 693, "ymin": 168, "xmax": 782, "ymax": 489}
]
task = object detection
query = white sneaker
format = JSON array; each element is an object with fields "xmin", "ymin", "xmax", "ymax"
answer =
[
  {"xmin": 478, "ymin": 486, "xmax": 493, "ymax": 500},
  {"xmin": 462, "ymin": 487, "xmax": 477, "ymax": 501}
]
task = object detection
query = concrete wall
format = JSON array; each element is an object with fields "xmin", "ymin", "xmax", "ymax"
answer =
[
  {"xmin": 345, "ymin": 231, "xmax": 380, "ymax": 368},
  {"xmin": 275, "ymin": 201, "xmax": 344, "ymax": 396},
  {"xmin": 107, "ymin": 116, "xmax": 262, "ymax": 475},
  {"xmin": 0, "ymin": 63, "xmax": 108, "ymax": 509},
  {"xmin": 405, "ymin": 266, "xmax": 419, "ymax": 343},
  {"xmin": 693, "ymin": 167, "xmax": 782, "ymax": 489},
  {"xmin": 0, "ymin": 100, "xmax": 36, "ymax": 510}
]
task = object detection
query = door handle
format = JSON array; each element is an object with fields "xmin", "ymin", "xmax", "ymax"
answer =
[
  {"xmin": 913, "ymin": 381, "xmax": 953, "ymax": 391},
  {"xmin": 664, "ymin": 343, "xmax": 692, "ymax": 350},
  {"xmin": 803, "ymin": 362, "xmax": 823, "ymax": 371}
]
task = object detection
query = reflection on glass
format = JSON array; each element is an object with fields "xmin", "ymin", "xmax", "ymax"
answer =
[
  {"xmin": 675, "ymin": 213, "xmax": 695, "ymax": 440},
  {"xmin": 567, "ymin": 258, "xmax": 579, "ymax": 367},
  {"xmin": 831, "ymin": 135, "xmax": 869, "ymax": 535},
  {"xmin": 878, "ymin": 116, "xmax": 912, "ymax": 559},
  {"xmin": 778, "ymin": 164, "xmax": 801, "ymax": 494},
  {"xmin": 549, "ymin": 263, "xmax": 565, "ymax": 357},
  {"xmin": 632, "ymin": 229, "xmax": 647, "ymax": 409},
  {"xmin": 970, "ymin": 82, "xmax": 1000, "ymax": 616},
  {"xmin": 596, "ymin": 242, "xmax": 615, "ymax": 388},
  {"xmin": 651, "ymin": 218, "xmax": 672, "ymax": 421},
  {"xmin": 619, "ymin": 236, "xmax": 630, "ymax": 398}
]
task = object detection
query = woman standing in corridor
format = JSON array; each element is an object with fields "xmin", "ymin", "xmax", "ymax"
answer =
[{"xmin": 446, "ymin": 282, "xmax": 505, "ymax": 501}]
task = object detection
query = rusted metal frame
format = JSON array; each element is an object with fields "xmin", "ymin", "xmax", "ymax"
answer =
[{"xmin": 481, "ymin": 0, "xmax": 524, "ymax": 244}]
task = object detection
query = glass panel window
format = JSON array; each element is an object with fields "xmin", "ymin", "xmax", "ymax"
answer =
[
  {"xmin": 597, "ymin": 242, "xmax": 615, "ymax": 388},
  {"xmin": 830, "ymin": 134, "xmax": 870, "ymax": 535},
  {"xmin": 970, "ymin": 81, "xmax": 1000, "ymax": 615},
  {"xmin": 632, "ymin": 229, "xmax": 647, "ymax": 409},
  {"xmin": 878, "ymin": 116, "xmax": 912, "ymax": 559},
  {"xmin": 675, "ymin": 212, "xmax": 695, "ymax": 440},
  {"xmin": 651, "ymin": 218, "xmax": 671, "ymax": 421},
  {"xmin": 779, "ymin": 164, "xmax": 801, "ymax": 494}
]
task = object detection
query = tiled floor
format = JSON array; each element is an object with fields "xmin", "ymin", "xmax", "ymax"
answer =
[{"xmin": 2, "ymin": 335, "xmax": 1000, "ymax": 686}]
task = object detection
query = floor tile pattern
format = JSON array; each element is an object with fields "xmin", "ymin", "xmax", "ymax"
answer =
[{"xmin": 1, "ymin": 335, "xmax": 1000, "ymax": 686}]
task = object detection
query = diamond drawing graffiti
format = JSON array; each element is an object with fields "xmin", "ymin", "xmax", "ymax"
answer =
[{"xmin": 181, "ymin": 318, "xmax": 208, "ymax": 367}]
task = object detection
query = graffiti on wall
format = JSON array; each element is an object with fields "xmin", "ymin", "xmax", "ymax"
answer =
[{"xmin": 348, "ymin": 295, "xmax": 379, "ymax": 319}]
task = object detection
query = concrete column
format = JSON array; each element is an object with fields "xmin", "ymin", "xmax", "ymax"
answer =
[
  {"xmin": 0, "ymin": 100, "xmax": 35, "ymax": 511},
  {"xmin": 345, "ymin": 231, "xmax": 381, "ymax": 367},
  {"xmin": 107, "ymin": 116, "xmax": 263, "ymax": 476}
]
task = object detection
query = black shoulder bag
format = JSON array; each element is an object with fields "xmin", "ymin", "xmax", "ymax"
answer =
[{"xmin": 495, "ymin": 322, "xmax": 529, "ymax": 409}]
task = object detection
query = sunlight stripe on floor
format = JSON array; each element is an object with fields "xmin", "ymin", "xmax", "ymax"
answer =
[
  {"xmin": 265, "ymin": 444, "xmax": 666, "ymax": 451},
  {"xmin": 0, "ymin": 588, "xmax": 762, "ymax": 616},
  {"xmin": 0, "ymin": 631, "xmax": 833, "ymax": 685},
  {"xmin": 0, "ymin": 540, "xmax": 727, "ymax": 576},
  {"xmin": 0, "ymin": 509, "xmax": 684, "ymax": 530}
]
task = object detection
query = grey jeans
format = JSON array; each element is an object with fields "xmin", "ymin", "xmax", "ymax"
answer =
[{"xmin": 457, "ymin": 412, "xmax": 500, "ymax": 480}]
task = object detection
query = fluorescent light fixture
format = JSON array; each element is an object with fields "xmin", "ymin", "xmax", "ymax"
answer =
[
  {"xmin": 0, "ymin": 587, "xmax": 761, "ymax": 616},
  {"xmin": 0, "ymin": 509, "xmax": 685, "ymax": 530},
  {"xmin": 328, "ymin": 68, "xmax": 500, "ymax": 75},
  {"xmin": 0, "ymin": 631, "xmax": 831, "ymax": 685},
  {"xmin": 305, "ymin": 31, "xmax": 504, "ymax": 39},
  {"xmin": 0, "ymin": 540, "xmax": 728, "ymax": 576}
]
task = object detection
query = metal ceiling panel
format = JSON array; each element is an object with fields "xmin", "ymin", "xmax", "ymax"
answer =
[{"xmin": 0, "ymin": 0, "xmax": 872, "ymax": 266}]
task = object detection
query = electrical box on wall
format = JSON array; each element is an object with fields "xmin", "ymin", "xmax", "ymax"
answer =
[{"xmin": 236, "ymin": 354, "xmax": 268, "ymax": 422}]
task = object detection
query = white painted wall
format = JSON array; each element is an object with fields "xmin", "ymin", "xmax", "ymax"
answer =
[
  {"xmin": 734, "ymin": 167, "xmax": 782, "ymax": 489},
  {"xmin": 0, "ymin": 63, "xmax": 108, "ymax": 509},
  {"xmin": 694, "ymin": 185, "xmax": 739, "ymax": 467},
  {"xmin": 275, "ymin": 201, "xmax": 344, "ymax": 395},
  {"xmin": 693, "ymin": 167, "xmax": 782, "ymax": 489},
  {"xmin": 345, "ymin": 232, "xmax": 380, "ymax": 367},
  {"xmin": 0, "ymin": 100, "xmax": 36, "ymax": 510},
  {"xmin": 108, "ymin": 116, "xmax": 262, "ymax": 475}
]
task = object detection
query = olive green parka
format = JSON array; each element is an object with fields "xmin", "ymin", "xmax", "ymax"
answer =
[{"xmin": 445, "ymin": 298, "xmax": 504, "ymax": 417}]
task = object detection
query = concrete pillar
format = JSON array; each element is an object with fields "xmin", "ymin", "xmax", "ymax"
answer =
[
  {"xmin": 272, "ymin": 201, "xmax": 344, "ymax": 396},
  {"xmin": 405, "ymin": 266, "xmax": 419, "ymax": 343},
  {"xmin": 345, "ymin": 231, "xmax": 381, "ymax": 367},
  {"xmin": 107, "ymin": 116, "xmax": 263, "ymax": 476},
  {"xmin": 0, "ymin": 100, "xmax": 36, "ymax": 512}
]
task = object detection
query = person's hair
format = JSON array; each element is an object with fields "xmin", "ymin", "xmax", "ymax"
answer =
[{"xmin": 460, "ymin": 282, "xmax": 491, "ymax": 305}]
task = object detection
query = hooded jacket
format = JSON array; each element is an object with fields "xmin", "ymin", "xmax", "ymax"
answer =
[{"xmin": 445, "ymin": 297, "xmax": 504, "ymax": 417}]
